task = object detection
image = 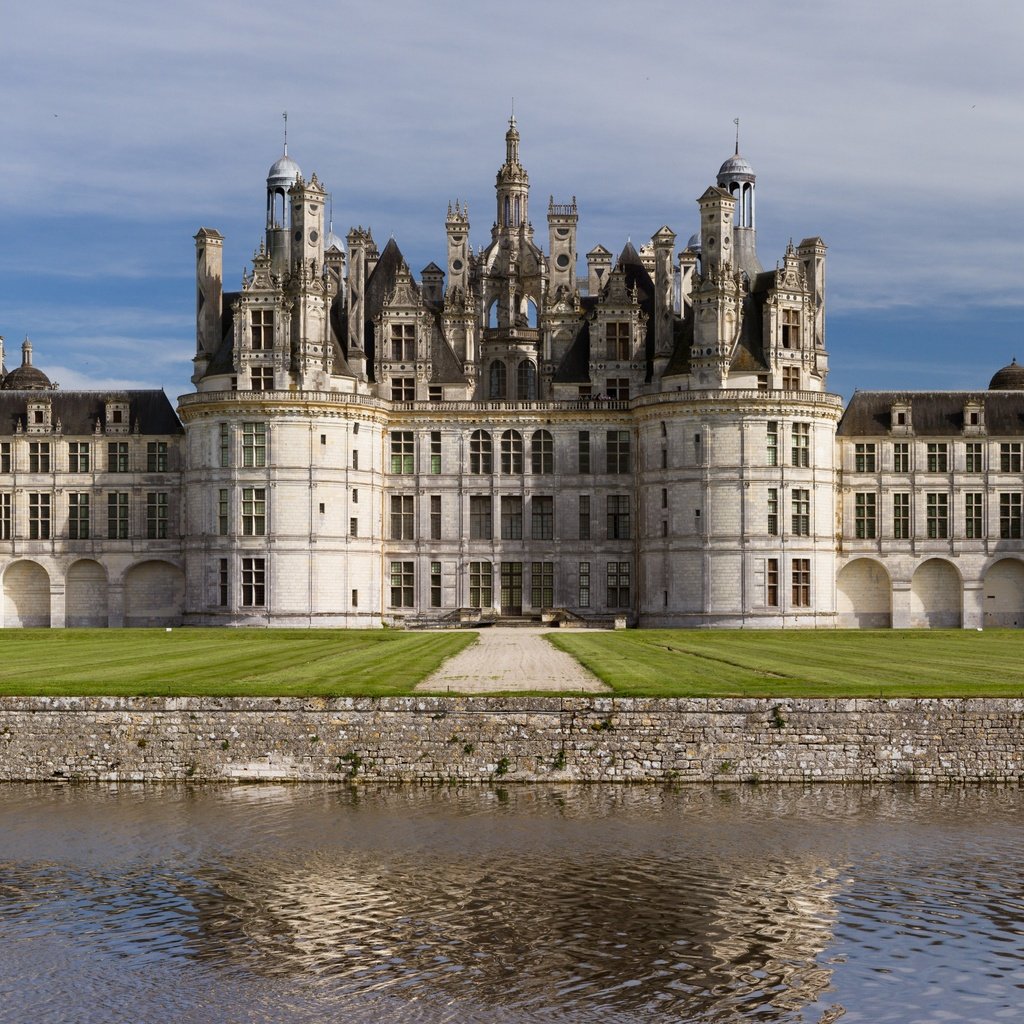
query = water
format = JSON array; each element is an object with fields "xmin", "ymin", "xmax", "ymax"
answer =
[{"xmin": 0, "ymin": 784, "xmax": 1021, "ymax": 1023}]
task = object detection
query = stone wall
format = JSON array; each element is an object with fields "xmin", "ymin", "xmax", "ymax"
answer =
[{"xmin": 0, "ymin": 697, "xmax": 1021, "ymax": 783}]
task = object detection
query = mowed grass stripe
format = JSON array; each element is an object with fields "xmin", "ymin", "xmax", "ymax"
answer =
[
  {"xmin": 547, "ymin": 630, "xmax": 1024, "ymax": 697},
  {"xmin": 0, "ymin": 630, "xmax": 476, "ymax": 696}
]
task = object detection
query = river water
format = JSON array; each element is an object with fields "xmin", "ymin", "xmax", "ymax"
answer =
[{"xmin": 0, "ymin": 783, "xmax": 1021, "ymax": 1023}]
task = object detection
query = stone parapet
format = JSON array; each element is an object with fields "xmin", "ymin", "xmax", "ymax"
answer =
[{"xmin": 0, "ymin": 697, "xmax": 1021, "ymax": 783}]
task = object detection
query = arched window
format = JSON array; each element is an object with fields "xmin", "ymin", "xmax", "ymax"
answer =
[
  {"xmin": 487, "ymin": 300, "xmax": 499, "ymax": 329},
  {"xmin": 501, "ymin": 430, "xmax": 523, "ymax": 474},
  {"xmin": 531, "ymin": 430, "xmax": 553, "ymax": 474},
  {"xmin": 470, "ymin": 429, "xmax": 493, "ymax": 474},
  {"xmin": 514, "ymin": 197, "xmax": 520, "ymax": 226},
  {"xmin": 489, "ymin": 361, "xmax": 507, "ymax": 399},
  {"xmin": 504, "ymin": 196, "xmax": 511, "ymax": 227},
  {"xmin": 525, "ymin": 299, "xmax": 538, "ymax": 329},
  {"xmin": 517, "ymin": 359, "xmax": 537, "ymax": 400}
]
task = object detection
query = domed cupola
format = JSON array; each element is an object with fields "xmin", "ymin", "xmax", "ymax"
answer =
[
  {"xmin": 989, "ymin": 358, "xmax": 1024, "ymax": 390},
  {"xmin": 714, "ymin": 120, "xmax": 760, "ymax": 276},
  {"xmin": 1, "ymin": 338, "xmax": 52, "ymax": 391}
]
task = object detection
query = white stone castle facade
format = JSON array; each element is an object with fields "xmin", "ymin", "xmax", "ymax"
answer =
[{"xmin": 2, "ymin": 121, "xmax": 1023, "ymax": 629}]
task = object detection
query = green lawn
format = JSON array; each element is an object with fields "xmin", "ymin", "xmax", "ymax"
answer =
[
  {"xmin": 0, "ymin": 629, "xmax": 476, "ymax": 696},
  {"xmin": 547, "ymin": 629, "xmax": 1024, "ymax": 697}
]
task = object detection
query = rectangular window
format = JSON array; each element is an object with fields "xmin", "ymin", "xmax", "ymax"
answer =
[
  {"xmin": 429, "ymin": 431, "xmax": 442, "ymax": 474},
  {"xmin": 242, "ymin": 557, "xmax": 266, "ymax": 606},
  {"xmin": 578, "ymin": 562, "xmax": 591, "ymax": 608},
  {"xmin": 352, "ymin": 450, "xmax": 359, "ymax": 470},
  {"xmin": 106, "ymin": 442, "xmax": 128, "ymax": 473},
  {"xmin": 0, "ymin": 442, "xmax": 10, "ymax": 473},
  {"xmin": 242, "ymin": 487, "xmax": 266, "ymax": 536},
  {"xmin": 855, "ymin": 492, "xmax": 877, "ymax": 539},
  {"xmin": 390, "ymin": 322, "xmax": 416, "ymax": 361},
  {"xmin": 926, "ymin": 492, "xmax": 949, "ymax": 539},
  {"xmin": 219, "ymin": 423, "xmax": 230, "ymax": 467},
  {"xmin": 606, "ymin": 561, "xmax": 631, "ymax": 608},
  {"xmin": 893, "ymin": 493, "xmax": 910, "ymax": 539},
  {"xmin": 218, "ymin": 489, "xmax": 229, "ymax": 536},
  {"xmin": 605, "ymin": 321, "xmax": 631, "ymax": 360},
  {"xmin": 926, "ymin": 443, "xmax": 949, "ymax": 473},
  {"xmin": 791, "ymin": 423, "xmax": 810, "ymax": 467},
  {"xmin": 1000, "ymin": 443, "xmax": 1022, "ymax": 473},
  {"xmin": 531, "ymin": 496, "xmax": 554, "ymax": 540},
  {"xmin": 965, "ymin": 442, "xmax": 983, "ymax": 473},
  {"xmin": 350, "ymin": 517, "xmax": 358, "ymax": 537},
  {"xmin": 791, "ymin": 558, "xmax": 811, "ymax": 607},
  {"xmin": 893, "ymin": 442, "xmax": 910, "ymax": 473},
  {"xmin": 578, "ymin": 494, "xmax": 591, "ymax": 541},
  {"xmin": 430, "ymin": 561, "xmax": 442, "ymax": 608},
  {"xmin": 470, "ymin": 431, "xmax": 492, "ymax": 474},
  {"xmin": 390, "ymin": 494, "xmax": 414, "ymax": 540},
  {"xmin": 781, "ymin": 308, "xmax": 801, "ymax": 348},
  {"xmin": 767, "ymin": 488, "xmax": 779, "ymax": 536},
  {"xmin": 29, "ymin": 442, "xmax": 51, "ymax": 474},
  {"xmin": 242, "ymin": 423, "xmax": 266, "ymax": 468},
  {"xmin": 28, "ymin": 492, "xmax": 50, "ymax": 540},
  {"xmin": 469, "ymin": 562, "xmax": 493, "ymax": 608},
  {"xmin": 390, "ymin": 431, "xmax": 414, "ymax": 474},
  {"xmin": 606, "ymin": 430, "xmax": 630, "ymax": 473},
  {"xmin": 577, "ymin": 431, "xmax": 591, "ymax": 473},
  {"xmin": 250, "ymin": 308, "xmax": 274, "ymax": 350},
  {"xmin": 854, "ymin": 443, "xmax": 877, "ymax": 473},
  {"xmin": 250, "ymin": 366, "xmax": 274, "ymax": 391},
  {"xmin": 966, "ymin": 492, "xmax": 984, "ymax": 539},
  {"xmin": 767, "ymin": 421, "xmax": 778, "ymax": 467},
  {"xmin": 218, "ymin": 558, "xmax": 228, "ymax": 607},
  {"xmin": 146, "ymin": 492, "xmax": 169, "ymax": 539},
  {"xmin": 430, "ymin": 494, "xmax": 441, "ymax": 540},
  {"xmin": 389, "ymin": 561, "xmax": 414, "ymax": 607},
  {"xmin": 0, "ymin": 493, "xmax": 9, "ymax": 540},
  {"xmin": 68, "ymin": 442, "xmax": 90, "ymax": 473},
  {"xmin": 68, "ymin": 493, "xmax": 90, "ymax": 540},
  {"xmin": 470, "ymin": 495, "xmax": 492, "ymax": 540},
  {"xmin": 999, "ymin": 493, "xmax": 1022, "ymax": 539},
  {"xmin": 107, "ymin": 492, "xmax": 129, "ymax": 539},
  {"xmin": 782, "ymin": 365, "xmax": 800, "ymax": 390},
  {"xmin": 428, "ymin": 386, "xmax": 442, "ymax": 403},
  {"xmin": 531, "ymin": 562, "xmax": 554, "ymax": 608},
  {"xmin": 766, "ymin": 558, "xmax": 779, "ymax": 607},
  {"xmin": 501, "ymin": 495, "xmax": 523, "ymax": 540},
  {"xmin": 390, "ymin": 377, "xmax": 414, "ymax": 402},
  {"xmin": 147, "ymin": 441, "xmax": 168, "ymax": 472},
  {"xmin": 607, "ymin": 495, "xmax": 631, "ymax": 540},
  {"xmin": 606, "ymin": 378, "xmax": 630, "ymax": 401},
  {"xmin": 791, "ymin": 489, "xmax": 810, "ymax": 536}
]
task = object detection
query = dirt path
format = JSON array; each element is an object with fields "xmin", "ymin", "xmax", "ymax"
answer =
[{"xmin": 415, "ymin": 627, "xmax": 609, "ymax": 694}]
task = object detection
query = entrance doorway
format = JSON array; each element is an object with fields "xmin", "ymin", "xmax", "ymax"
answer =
[{"xmin": 500, "ymin": 562, "xmax": 523, "ymax": 615}]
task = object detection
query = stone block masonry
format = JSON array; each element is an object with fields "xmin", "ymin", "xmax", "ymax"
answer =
[{"xmin": 0, "ymin": 697, "xmax": 1021, "ymax": 783}]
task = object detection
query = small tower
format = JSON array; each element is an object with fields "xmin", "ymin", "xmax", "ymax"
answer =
[
  {"xmin": 547, "ymin": 196, "xmax": 578, "ymax": 299},
  {"xmin": 495, "ymin": 115, "xmax": 529, "ymax": 232},
  {"xmin": 266, "ymin": 131, "xmax": 302, "ymax": 278},
  {"xmin": 716, "ymin": 126, "xmax": 761, "ymax": 278},
  {"xmin": 445, "ymin": 201, "xmax": 471, "ymax": 297},
  {"xmin": 193, "ymin": 227, "xmax": 223, "ymax": 384},
  {"xmin": 651, "ymin": 226, "xmax": 677, "ymax": 375}
]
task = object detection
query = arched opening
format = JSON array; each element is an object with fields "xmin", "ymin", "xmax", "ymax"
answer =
[
  {"xmin": 124, "ymin": 560, "xmax": 185, "ymax": 627},
  {"xmin": 488, "ymin": 361, "xmax": 507, "ymax": 400},
  {"xmin": 516, "ymin": 359, "xmax": 537, "ymax": 401},
  {"xmin": 487, "ymin": 300, "xmax": 499, "ymax": 329},
  {"xmin": 67, "ymin": 559, "xmax": 109, "ymax": 628},
  {"xmin": 2, "ymin": 560, "xmax": 51, "ymax": 628},
  {"xmin": 837, "ymin": 558, "xmax": 892, "ymax": 628},
  {"xmin": 525, "ymin": 298, "xmax": 538, "ymax": 328},
  {"xmin": 983, "ymin": 558, "xmax": 1024, "ymax": 628},
  {"xmin": 910, "ymin": 559, "xmax": 962, "ymax": 628}
]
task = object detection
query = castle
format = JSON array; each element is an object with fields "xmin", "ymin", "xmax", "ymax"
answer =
[{"xmin": 1, "ymin": 120, "xmax": 1022, "ymax": 630}]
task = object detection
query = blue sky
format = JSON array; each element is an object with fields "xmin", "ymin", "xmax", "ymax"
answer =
[{"xmin": 3, "ymin": 0, "xmax": 1022, "ymax": 403}]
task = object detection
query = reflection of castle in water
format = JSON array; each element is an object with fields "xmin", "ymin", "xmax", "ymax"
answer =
[{"xmin": 165, "ymin": 786, "xmax": 846, "ymax": 1020}]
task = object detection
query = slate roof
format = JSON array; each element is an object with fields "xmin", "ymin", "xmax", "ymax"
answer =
[
  {"xmin": 839, "ymin": 391, "xmax": 1024, "ymax": 437},
  {"xmin": 0, "ymin": 391, "xmax": 183, "ymax": 436}
]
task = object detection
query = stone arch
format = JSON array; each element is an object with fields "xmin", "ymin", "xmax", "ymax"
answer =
[
  {"xmin": 123, "ymin": 560, "xmax": 184, "ymax": 627},
  {"xmin": 2, "ymin": 560, "xmax": 51, "ymax": 628},
  {"xmin": 836, "ymin": 558, "xmax": 892, "ymax": 628},
  {"xmin": 983, "ymin": 558, "xmax": 1024, "ymax": 628},
  {"xmin": 910, "ymin": 558, "xmax": 962, "ymax": 628},
  {"xmin": 66, "ymin": 559, "xmax": 109, "ymax": 628}
]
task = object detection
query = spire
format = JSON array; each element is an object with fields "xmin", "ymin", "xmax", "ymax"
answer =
[
  {"xmin": 21, "ymin": 336, "xmax": 32, "ymax": 367},
  {"xmin": 283, "ymin": 110, "xmax": 288, "ymax": 156},
  {"xmin": 734, "ymin": 116, "xmax": 740, "ymax": 155},
  {"xmin": 505, "ymin": 112, "xmax": 521, "ymax": 166}
]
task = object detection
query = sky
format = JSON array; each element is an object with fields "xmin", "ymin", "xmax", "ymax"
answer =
[{"xmin": 2, "ymin": 0, "xmax": 1023, "ymax": 404}]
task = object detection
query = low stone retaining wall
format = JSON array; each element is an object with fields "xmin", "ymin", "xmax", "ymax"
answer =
[{"xmin": 0, "ymin": 697, "xmax": 1021, "ymax": 783}]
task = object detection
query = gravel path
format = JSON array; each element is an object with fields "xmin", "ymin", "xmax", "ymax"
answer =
[{"xmin": 416, "ymin": 627, "xmax": 610, "ymax": 694}]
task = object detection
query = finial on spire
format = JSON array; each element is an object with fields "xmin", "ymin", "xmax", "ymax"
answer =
[
  {"xmin": 734, "ymin": 117, "xmax": 740, "ymax": 155},
  {"xmin": 283, "ymin": 110, "xmax": 288, "ymax": 155},
  {"xmin": 511, "ymin": 96, "xmax": 515, "ymax": 126}
]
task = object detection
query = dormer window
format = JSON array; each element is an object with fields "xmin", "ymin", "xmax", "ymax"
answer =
[
  {"xmin": 890, "ymin": 402, "xmax": 912, "ymax": 435},
  {"xmin": 963, "ymin": 401, "xmax": 985, "ymax": 435},
  {"xmin": 781, "ymin": 309, "xmax": 801, "ymax": 349},
  {"xmin": 105, "ymin": 400, "xmax": 130, "ymax": 433},
  {"xmin": 26, "ymin": 400, "xmax": 52, "ymax": 433}
]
